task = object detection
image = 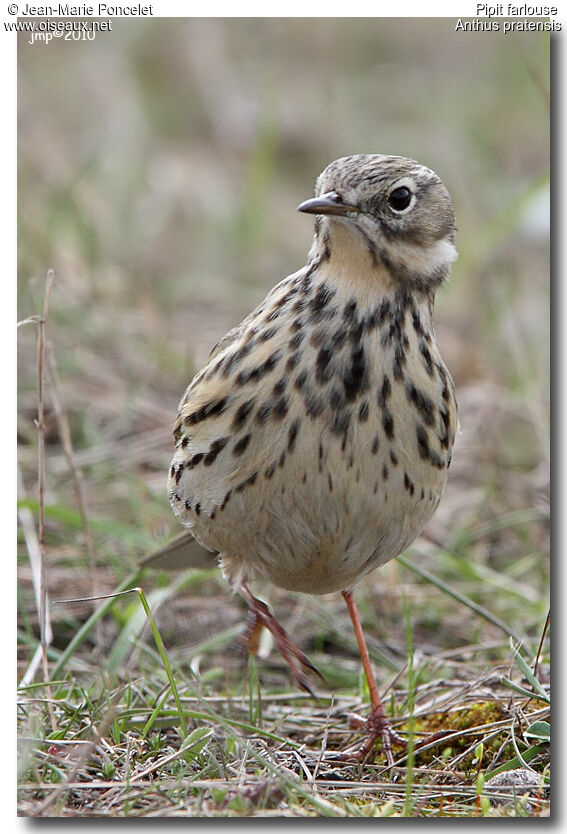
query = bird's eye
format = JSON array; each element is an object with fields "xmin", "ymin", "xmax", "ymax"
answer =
[{"xmin": 388, "ymin": 186, "xmax": 412, "ymax": 212}]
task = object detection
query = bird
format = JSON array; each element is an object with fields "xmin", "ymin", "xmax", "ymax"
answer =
[{"xmin": 161, "ymin": 153, "xmax": 458, "ymax": 765}]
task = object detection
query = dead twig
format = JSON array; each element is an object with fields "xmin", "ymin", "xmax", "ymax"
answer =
[{"xmin": 36, "ymin": 269, "xmax": 57, "ymax": 732}]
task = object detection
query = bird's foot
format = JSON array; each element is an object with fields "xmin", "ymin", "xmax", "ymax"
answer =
[
  {"xmin": 338, "ymin": 716, "xmax": 454, "ymax": 767},
  {"xmin": 337, "ymin": 707, "xmax": 406, "ymax": 768},
  {"xmin": 240, "ymin": 587, "xmax": 327, "ymax": 697}
]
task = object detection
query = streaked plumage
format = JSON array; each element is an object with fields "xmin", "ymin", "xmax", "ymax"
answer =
[{"xmin": 166, "ymin": 154, "xmax": 458, "ymax": 763}]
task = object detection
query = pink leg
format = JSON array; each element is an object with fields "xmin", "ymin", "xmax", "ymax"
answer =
[
  {"xmin": 341, "ymin": 590, "xmax": 406, "ymax": 766},
  {"xmin": 239, "ymin": 582, "xmax": 326, "ymax": 697}
]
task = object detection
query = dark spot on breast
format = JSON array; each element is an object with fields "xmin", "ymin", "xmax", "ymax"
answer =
[
  {"xmin": 412, "ymin": 310, "xmax": 425, "ymax": 336},
  {"xmin": 348, "ymin": 321, "xmax": 364, "ymax": 344},
  {"xmin": 204, "ymin": 436, "xmax": 230, "ymax": 466},
  {"xmin": 419, "ymin": 340, "xmax": 434, "ymax": 375},
  {"xmin": 181, "ymin": 436, "xmax": 189, "ymax": 448},
  {"xmin": 273, "ymin": 396, "xmax": 289, "ymax": 419},
  {"xmin": 221, "ymin": 343, "xmax": 254, "ymax": 378},
  {"xmin": 404, "ymin": 473, "xmax": 415, "ymax": 495},
  {"xmin": 289, "ymin": 330, "xmax": 304, "ymax": 350},
  {"xmin": 264, "ymin": 463, "xmax": 276, "ymax": 479},
  {"xmin": 232, "ymin": 399, "xmax": 256, "ymax": 430},
  {"xmin": 330, "ymin": 410, "xmax": 351, "ymax": 437},
  {"xmin": 439, "ymin": 431, "xmax": 450, "ymax": 451},
  {"xmin": 278, "ymin": 451, "xmax": 286, "ymax": 468},
  {"xmin": 331, "ymin": 325, "xmax": 348, "ymax": 349},
  {"xmin": 236, "ymin": 472, "xmax": 257, "ymax": 492},
  {"xmin": 329, "ymin": 387, "xmax": 344, "ymax": 410},
  {"xmin": 343, "ymin": 299, "xmax": 358, "ymax": 322},
  {"xmin": 377, "ymin": 297, "xmax": 391, "ymax": 325},
  {"xmin": 378, "ymin": 375, "xmax": 391, "ymax": 408},
  {"xmin": 371, "ymin": 435, "xmax": 380, "ymax": 454},
  {"xmin": 392, "ymin": 343, "xmax": 406, "ymax": 380},
  {"xmin": 382, "ymin": 409, "xmax": 395, "ymax": 439},
  {"xmin": 415, "ymin": 424, "xmax": 444, "ymax": 468},
  {"xmin": 382, "ymin": 464, "xmax": 389, "ymax": 480},
  {"xmin": 328, "ymin": 473, "xmax": 333, "ymax": 492},
  {"xmin": 236, "ymin": 349, "xmax": 282, "ymax": 385},
  {"xmin": 363, "ymin": 302, "xmax": 383, "ymax": 331},
  {"xmin": 416, "ymin": 423, "xmax": 430, "ymax": 459},
  {"xmin": 343, "ymin": 344, "xmax": 369, "ymax": 401},
  {"xmin": 315, "ymin": 347, "xmax": 333, "ymax": 384},
  {"xmin": 429, "ymin": 449, "xmax": 445, "ymax": 469},
  {"xmin": 309, "ymin": 328, "xmax": 326, "ymax": 348},
  {"xmin": 184, "ymin": 499, "xmax": 191, "ymax": 510},
  {"xmin": 435, "ymin": 362, "xmax": 448, "ymax": 385},
  {"xmin": 187, "ymin": 452, "xmax": 204, "ymax": 468},
  {"xmin": 305, "ymin": 392, "xmax": 325, "ymax": 419},
  {"xmin": 440, "ymin": 405, "xmax": 451, "ymax": 428},
  {"xmin": 287, "ymin": 419, "xmax": 300, "ymax": 452},
  {"xmin": 221, "ymin": 490, "xmax": 232, "ymax": 509},
  {"xmin": 259, "ymin": 326, "xmax": 278, "ymax": 342},
  {"xmin": 405, "ymin": 381, "xmax": 435, "ymax": 425},
  {"xmin": 358, "ymin": 400, "xmax": 369, "ymax": 422},
  {"xmin": 184, "ymin": 396, "xmax": 229, "ymax": 426},
  {"xmin": 390, "ymin": 449, "xmax": 398, "ymax": 465},
  {"xmin": 194, "ymin": 502, "xmax": 201, "ymax": 516},
  {"xmin": 233, "ymin": 433, "xmax": 251, "ymax": 456},
  {"xmin": 273, "ymin": 377, "xmax": 287, "ymax": 397},
  {"xmin": 286, "ymin": 352, "xmax": 301, "ymax": 371},
  {"xmin": 309, "ymin": 283, "xmax": 336, "ymax": 317},
  {"xmin": 294, "ymin": 369, "xmax": 308, "ymax": 389}
]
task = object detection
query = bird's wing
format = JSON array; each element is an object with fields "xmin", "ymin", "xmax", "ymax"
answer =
[{"xmin": 170, "ymin": 268, "xmax": 307, "ymax": 508}]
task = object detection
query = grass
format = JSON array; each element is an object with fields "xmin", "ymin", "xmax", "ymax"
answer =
[
  {"xmin": 17, "ymin": 19, "xmax": 549, "ymax": 818},
  {"xmin": 17, "ymin": 599, "xmax": 550, "ymax": 816}
]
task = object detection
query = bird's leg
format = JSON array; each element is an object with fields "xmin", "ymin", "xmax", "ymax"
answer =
[
  {"xmin": 238, "ymin": 582, "xmax": 327, "ymax": 697},
  {"xmin": 340, "ymin": 589, "xmax": 406, "ymax": 766}
]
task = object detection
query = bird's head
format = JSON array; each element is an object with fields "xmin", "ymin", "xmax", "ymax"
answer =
[{"xmin": 298, "ymin": 154, "xmax": 457, "ymax": 293}]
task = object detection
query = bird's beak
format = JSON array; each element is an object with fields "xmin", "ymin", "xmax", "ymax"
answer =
[{"xmin": 297, "ymin": 191, "xmax": 361, "ymax": 217}]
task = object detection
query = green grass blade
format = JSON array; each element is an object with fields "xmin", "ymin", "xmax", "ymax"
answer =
[
  {"xmin": 136, "ymin": 587, "xmax": 188, "ymax": 739},
  {"xmin": 398, "ymin": 553, "xmax": 523, "ymax": 643},
  {"xmin": 47, "ymin": 570, "xmax": 145, "ymax": 681}
]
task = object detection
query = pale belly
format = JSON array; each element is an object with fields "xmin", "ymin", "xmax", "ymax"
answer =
[{"xmin": 184, "ymin": 414, "xmax": 447, "ymax": 595}]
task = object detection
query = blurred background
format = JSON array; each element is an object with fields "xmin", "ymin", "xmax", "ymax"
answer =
[{"xmin": 17, "ymin": 19, "xmax": 549, "ymax": 688}]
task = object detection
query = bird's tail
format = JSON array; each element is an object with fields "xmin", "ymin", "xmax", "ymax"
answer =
[{"xmin": 141, "ymin": 531, "xmax": 218, "ymax": 571}]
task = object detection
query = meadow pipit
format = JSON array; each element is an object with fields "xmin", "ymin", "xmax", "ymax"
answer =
[{"xmin": 167, "ymin": 154, "xmax": 458, "ymax": 764}]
